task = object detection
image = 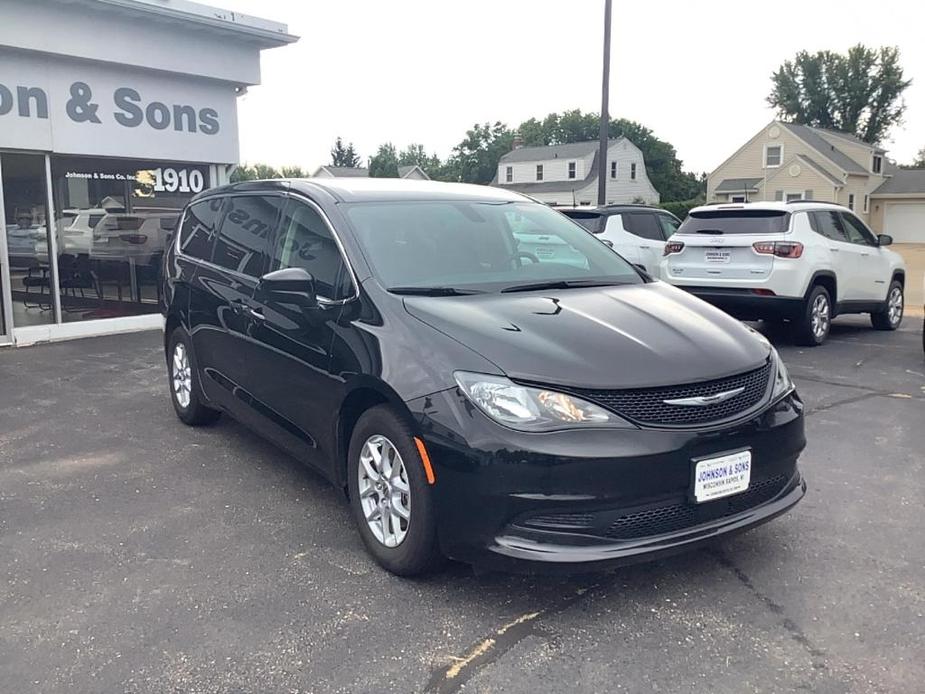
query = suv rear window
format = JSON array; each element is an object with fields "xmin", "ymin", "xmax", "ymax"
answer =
[
  {"xmin": 561, "ymin": 211, "xmax": 603, "ymax": 233},
  {"xmin": 678, "ymin": 209, "xmax": 790, "ymax": 235}
]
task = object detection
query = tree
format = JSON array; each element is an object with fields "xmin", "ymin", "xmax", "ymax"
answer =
[
  {"xmin": 908, "ymin": 147, "xmax": 925, "ymax": 169},
  {"xmin": 437, "ymin": 122, "xmax": 514, "ymax": 184},
  {"xmin": 368, "ymin": 143, "xmax": 400, "ymax": 178},
  {"xmin": 398, "ymin": 143, "xmax": 442, "ymax": 176},
  {"xmin": 768, "ymin": 45, "xmax": 912, "ymax": 144},
  {"xmin": 229, "ymin": 163, "xmax": 282, "ymax": 182},
  {"xmin": 280, "ymin": 165, "xmax": 307, "ymax": 178},
  {"xmin": 515, "ymin": 110, "xmax": 704, "ymax": 202},
  {"xmin": 330, "ymin": 136, "xmax": 361, "ymax": 168}
]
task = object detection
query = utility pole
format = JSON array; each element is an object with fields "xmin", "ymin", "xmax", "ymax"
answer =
[{"xmin": 597, "ymin": 0, "xmax": 612, "ymax": 206}]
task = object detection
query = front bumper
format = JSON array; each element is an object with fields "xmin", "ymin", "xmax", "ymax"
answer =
[{"xmin": 409, "ymin": 388, "xmax": 806, "ymax": 573}]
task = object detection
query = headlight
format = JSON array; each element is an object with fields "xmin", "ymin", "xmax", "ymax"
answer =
[
  {"xmin": 454, "ymin": 372, "xmax": 633, "ymax": 432},
  {"xmin": 771, "ymin": 347, "xmax": 795, "ymax": 400}
]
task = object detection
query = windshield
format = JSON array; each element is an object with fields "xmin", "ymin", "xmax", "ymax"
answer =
[
  {"xmin": 344, "ymin": 200, "xmax": 642, "ymax": 292},
  {"xmin": 678, "ymin": 209, "xmax": 791, "ymax": 235}
]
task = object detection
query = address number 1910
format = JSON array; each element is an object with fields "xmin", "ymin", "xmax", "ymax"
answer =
[{"xmin": 152, "ymin": 167, "xmax": 205, "ymax": 194}]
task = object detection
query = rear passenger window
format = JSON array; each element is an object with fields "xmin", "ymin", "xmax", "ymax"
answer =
[
  {"xmin": 212, "ymin": 195, "xmax": 283, "ymax": 277},
  {"xmin": 272, "ymin": 199, "xmax": 352, "ymax": 300},
  {"xmin": 178, "ymin": 198, "xmax": 223, "ymax": 260},
  {"xmin": 624, "ymin": 212, "xmax": 663, "ymax": 241},
  {"xmin": 810, "ymin": 211, "xmax": 848, "ymax": 242}
]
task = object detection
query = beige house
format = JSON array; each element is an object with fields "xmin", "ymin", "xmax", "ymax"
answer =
[{"xmin": 708, "ymin": 121, "xmax": 925, "ymax": 241}]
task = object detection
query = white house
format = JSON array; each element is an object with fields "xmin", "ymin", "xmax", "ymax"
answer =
[{"xmin": 491, "ymin": 138, "xmax": 660, "ymax": 206}]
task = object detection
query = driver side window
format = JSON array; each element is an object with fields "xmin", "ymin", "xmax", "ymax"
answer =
[
  {"xmin": 271, "ymin": 199, "xmax": 353, "ymax": 300},
  {"xmin": 839, "ymin": 213, "xmax": 877, "ymax": 246}
]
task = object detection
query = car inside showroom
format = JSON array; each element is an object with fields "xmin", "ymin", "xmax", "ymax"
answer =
[{"xmin": 0, "ymin": 0, "xmax": 296, "ymax": 346}]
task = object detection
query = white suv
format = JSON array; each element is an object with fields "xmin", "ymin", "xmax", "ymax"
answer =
[{"xmin": 660, "ymin": 201, "xmax": 906, "ymax": 345}]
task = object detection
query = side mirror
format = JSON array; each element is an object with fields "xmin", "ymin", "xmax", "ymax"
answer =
[
  {"xmin": 256, "ymin": 267, "xmax": 316, "ymax": 308},
  {"xmin": 878, "ymin": 234, "xmax": 893, "ymax": 246}
]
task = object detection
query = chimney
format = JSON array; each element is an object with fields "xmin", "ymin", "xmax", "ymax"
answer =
[{"xmin": 512, "ymin": 132, "xmax": 524, "ymax": 150}]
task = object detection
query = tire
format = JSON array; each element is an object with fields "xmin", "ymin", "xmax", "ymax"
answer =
[
  {"xmin": 870, "ymin": 280, "xmax": 903, "ymax": 331},
  {"xmin": 347, "ymin": 405, "xmax": 441, "ymax": 576},
  {"xmin": 793, "ymin": 285, "xmax": 832, "ymax": 346},
  {"xmin": 167, "ymin": 328, "xmax": 221, "ymax": 426}
]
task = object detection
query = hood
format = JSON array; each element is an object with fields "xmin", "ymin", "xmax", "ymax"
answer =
[{"xmin": 403, "ymin": 282, "xmax": 770, "ymax": 390}]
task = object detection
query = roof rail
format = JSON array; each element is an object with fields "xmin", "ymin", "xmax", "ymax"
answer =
[{"xmin": 785, "ymin": 200, "xmax": 842, "ymax": 206}]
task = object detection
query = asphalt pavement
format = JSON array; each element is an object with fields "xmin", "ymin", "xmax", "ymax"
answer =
[{"xmin": 1, "ymin": 315, "xmax": 923, "ymax": 693}]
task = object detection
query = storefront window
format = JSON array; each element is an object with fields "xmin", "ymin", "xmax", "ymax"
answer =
[
  {"xmin": 50, "ymin": 156, "xmax": 210, "ymax": 322},
  {"xmin": 2, "ymin": 152, "xmax": 55, "ymax": 327}
]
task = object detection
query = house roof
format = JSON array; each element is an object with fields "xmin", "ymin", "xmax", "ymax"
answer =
[
  {"xmin": 780, "ymin": 123, "xmax": 866, "ymax": 175},
  {"xmin": 498, "ymin": 139, "xmax": 623, "ymax": 164},
  {"xmin": 813, "ymin": 127, "xmax": 885, "ymax": 153},
  {"xmin": 715, "ymin": 178, "xmax": 763, "ymax": 192},
  {"xmin": 872, "ymin": 169, "xmax": 925, "ymax": 196},
  {"xmin": 494, "ymin": 152, "xmax": 600, "ymax": 195},
  {"xmin": 314, "ymin": 166, "xmax": 369, "ymax": 178},
  {"xmin": 397, "ymin": 165, "xmax": 430, "ymax": 179},
  {"xmin": 794, "ymin": 154, "xmax": 846, "ymax": 187}
]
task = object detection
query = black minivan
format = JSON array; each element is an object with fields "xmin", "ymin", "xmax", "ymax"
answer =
[{"xmin": 161, "ymin": 178, "xmax": 806, "ymax": 575}]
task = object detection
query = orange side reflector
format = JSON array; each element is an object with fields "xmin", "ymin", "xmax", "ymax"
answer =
[{"xmin": 414, "ymin": 437, "xmax": 436, "ymax": 485}]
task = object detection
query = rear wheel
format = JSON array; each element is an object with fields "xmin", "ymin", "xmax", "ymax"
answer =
[
  {"xmin": 870, "ymin": 281, "xmax": 903, "ymax": 330},
  {"xmin": 793, "ymin": 285, "xmax": 831, "ymax": 346},
  {"xmin": 347, "ymin": 405, "xmax": 441, "ymax": 576},
  {"xmin": 167, "ymin": 328, "xmax": 220, "ymax": 426}
]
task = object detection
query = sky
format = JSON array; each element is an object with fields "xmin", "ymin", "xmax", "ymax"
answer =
[{"xmin": 217, "ymin": 0, "xmax": 925, "ymax": 175}]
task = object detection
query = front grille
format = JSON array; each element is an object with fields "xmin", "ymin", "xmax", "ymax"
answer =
[
  {"xmin": 604, "ymin": 474, "xmax": 788, "ymax": 540},
  {"xmin": 571, "ymin": 360, "xmax": 772, "ymax": 427}
]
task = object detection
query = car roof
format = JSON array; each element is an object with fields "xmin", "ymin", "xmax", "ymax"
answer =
[
  {"xmin": 195, "ymin": 177, "xmax": 530, "ymax": 204},
  {"xmin": 559, "ymin": 204, "xmax": 665, "ymax": 216},
  {"xmin": 690, "ymin": 200, "xmax": 849, "ymax": 215}
]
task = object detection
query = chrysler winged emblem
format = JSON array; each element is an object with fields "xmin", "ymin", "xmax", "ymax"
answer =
[{"xmin": 663, "ymin": 386, "xmax": 745, "ymax": 407}]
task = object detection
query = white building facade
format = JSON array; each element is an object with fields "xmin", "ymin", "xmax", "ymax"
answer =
[
  {"xmin": 0, "ymin": 0, "xmax": 295, "ymax": 346},
  {"xmin": 492, "ymin": 138, "xmax": 660, "ymax": 206}
]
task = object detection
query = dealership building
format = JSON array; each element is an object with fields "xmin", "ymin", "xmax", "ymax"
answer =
[{"xmin": 0, "ymin": 0, "xmax": 296, "ymax": 346}]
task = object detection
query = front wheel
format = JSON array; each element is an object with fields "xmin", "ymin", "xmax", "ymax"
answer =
[
  {"xmin": 870, "ymin": 281, "xmax": 903, "ymax": 330},
  {"xmin": 347, "ymin": 405, "xmax": 441, "ymax": 576},
  {"xmin": 793, "ymin": 285, "xmax": 832, "ymax": 346}
]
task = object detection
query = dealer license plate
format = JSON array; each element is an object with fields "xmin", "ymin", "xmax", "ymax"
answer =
[
  {"xmin": 693, "ymin": 450, "xmax": 751, "ymax": 503},
  {"xmin": 704, "ymin": 248, "xmax": 731, "ymax": 264}
]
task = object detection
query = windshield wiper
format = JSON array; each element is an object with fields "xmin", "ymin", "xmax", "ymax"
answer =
[
  {"xmin": 500, "ymin": 279, "xmax": 627, "ymax": 294},
  {"xmin": 387, "ymin": 286, "xmax": 483, "ymax": 296}
]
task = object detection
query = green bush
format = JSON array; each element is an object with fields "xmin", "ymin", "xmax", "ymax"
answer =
[{"xmin": 660, "ymin": 197, "xmax": 705, "ymax": 221}]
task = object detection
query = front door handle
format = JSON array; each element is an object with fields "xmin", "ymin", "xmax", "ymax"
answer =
[
  {"xmin": 247, "ymin": 307, "xmax": 265, "ymax": 322},
  {"xmin": 829, "ymin": 247, "xmax": 840, "ymax": 253}
]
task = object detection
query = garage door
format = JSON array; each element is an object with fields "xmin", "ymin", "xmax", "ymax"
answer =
[{"xmin": 883, "ymin": 203, "xmax": 925, "ymax": 243}]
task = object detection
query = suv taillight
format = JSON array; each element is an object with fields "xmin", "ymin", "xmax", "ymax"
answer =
[
  {"xmin": 663, "ymin": 241, "xmax": 685, "ymax": 256},
  {"xmin": 753, "ymin": 241, "xmax": 803, "ymax": 258}
]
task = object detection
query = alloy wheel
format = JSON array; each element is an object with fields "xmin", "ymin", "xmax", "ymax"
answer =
[
  {"xmin": 887, "ymin": 286, "xmax": 903, "ymax": 326},
  {"xmin": 358, "ymin": 435, "xmax": 411, "ymax": 548},
  {"xmin": 811, "ymin": 294, "xmax": 830, "ymax": 339},
  {"xmin": 172, "ymin": 342, "xmax": 192, "ymax": 409}
]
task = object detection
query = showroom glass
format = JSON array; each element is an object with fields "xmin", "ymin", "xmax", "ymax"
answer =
[
  {"xmin": 271, "ymin": 199, "xmax": 352, "ymax": 300},
  {"xmin": 344, "ymin": 201, "xmax": 641, "ymax": 291},
  {"xmin": 678, "ymin": 210, "xmax": 790, "ymax": 235},
  {"xmin": 50, "ymin": 156, "xmax": 210, "ymax": 323},
  {"xmin": 1, "ymin": 152, "xmax": 55, "ymax": 327}
]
